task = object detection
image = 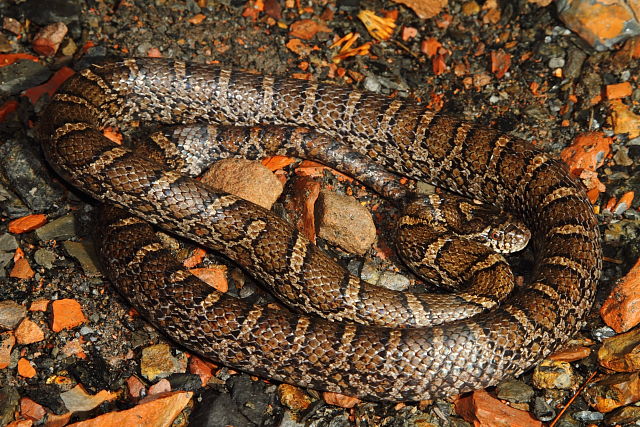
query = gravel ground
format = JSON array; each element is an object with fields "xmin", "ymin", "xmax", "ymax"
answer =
[{"xmin": 1, "ymin": 0, "xmax": 639, "ymax": 426}]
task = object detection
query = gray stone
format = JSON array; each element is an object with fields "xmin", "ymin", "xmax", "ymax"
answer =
[
  {"xmin": 35, "ymin": 214, "xmax": 77, "ymax": 241},
  {"xmin": 0, "ymin": 300, "xmax": 27, "ymax": 331},
  {"xmin": 0, "ymin": 234, "xmax": 18, "ymax": 252}
]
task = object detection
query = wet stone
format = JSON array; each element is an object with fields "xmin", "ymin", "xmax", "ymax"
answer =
[
  {"xmin": 34, "ymin": 248, "xmax": 57, "ymax": 269},
  {"xmin": 495, "ymin": 378, "xmax": 535, "ymax": 403},
  {"xmin": 0, "ymin": 139, "xmax": 65, "ymax": 212},
  {"xmin": 35, "ymin": 214, "xmax": 77, "ymax": 241},
  {"xmin": 0, "ymin": 233, "xmax": 18, "ymax": 252},
  {"xmin": 0, "ymin": 60, "xmax": 51, "ymax": 96},
  {"xmin": 0, "ymin": 300, "xmax": 27, "ymax": 331}
]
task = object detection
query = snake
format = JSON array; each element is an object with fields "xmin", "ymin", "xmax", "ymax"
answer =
[{"xmin": 38, "ymin": 58, "xmax": 602, "ymax": 402}]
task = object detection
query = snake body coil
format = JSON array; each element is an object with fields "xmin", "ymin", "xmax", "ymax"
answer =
[{"xmin": 38, "ymin": 58, "xmax": 601, "ymax": 401}]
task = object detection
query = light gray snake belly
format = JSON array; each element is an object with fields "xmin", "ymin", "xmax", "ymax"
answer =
[{"xmin": 38, "ymin": 58, "xmax": 602, "ymax": 401}]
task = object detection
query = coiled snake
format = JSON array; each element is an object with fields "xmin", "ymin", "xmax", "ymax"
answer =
[{"xmin": 38, "ymin": 58, "xmax": 601, "ymax": 401}]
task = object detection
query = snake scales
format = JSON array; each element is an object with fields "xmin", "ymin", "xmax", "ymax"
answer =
[{"xmin": 38, "ymin": 58, "xmax": 602, "ymax": 401}]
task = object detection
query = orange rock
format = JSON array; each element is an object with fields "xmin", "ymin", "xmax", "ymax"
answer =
[
  {"xmin": 182, "ymin": 247, "xmax": 206, "ymax": 268},
  {"xmin": 609, "ymin": 99, "xmax": 640, "ymax": 138},
  {"xmin": 10, "ymin": 258, "xmax": 35, "ymax": 280},
  {"xmin": 421, "ymin": 37, "xmax": 442, "ymax": 57},
  {"xmin": 187, "ymin": 13, "xmax": 206, "ymax": 24},
  {"xmin": 20, "ymin": 397, "xmax": 46, "ymax": 421},
  {"xmin": 8, "ymin": 214, "xmax": 47, "ymax": 234},
  {"xmin": 288, "ymin": 177, "xmax": 321, "ymax": 243},
  {"xmin": 6, "ymin": 420, "xmax": 33, "ymax": 427},
  {"xmin": 189, "ymin": 266, "xmax": 228, "ymax": 293},
  {"xmin": 560, "ymin": 132, "xmax": 612, "ymax": 176},
  {"xmin": 289, "ymin": 19, "xmax": 331, "ymax": 40},
  {"xmin": 29, "ymin": 299, "xmax": 49, "ymax": 312},
  {"xmin": 188, "ymin": 355, "xmax": 217, "ymax": 387},
  {"xmin": 613, "ymin": 191, "xmax": 635, "ymax": 215},
  {"xmin": 322, "ymin": 391, "xmax": 360, "ymax": 408},
  {"xmin": 261, "ymin": 155, "xmax": 296, "ymax": 171},
  {"xmin": 490, "ymin": 49, "xmax": 511, "ymax": 79},
  {"xmin": 51, "ymin": 299, "xmax": 87, "ymax": 332},
  {"xmin": 65, "ymin": 391, "xmax": 192, "ymax": 427},
  {"xmin": 15, "ymin": 318, "xmax": 45, "ymax": 345},
  {"xmin": 454, "ymin": 389, "xmax": 542, "ymax": 426},
  {"xmin": 606, "ymin": 82, "xmax": 633, "ymax": 99},
  {"xmin": 0, "ymin": 332, "xmax": 15, "ymax": 369},
  {"xmin": 601, "ymin": 258, "xmax": 640, "ymax": 333},
  {"xmin": 392, "ymin": 0, "xmax": 447, "ymax": 19},
  {"xmin": 558, "ymin": 0, "xmax": 640, "ymax": 50},
  {"xmin": 17, "ymin": 358, "xmax": 36, "ymax": 378}
]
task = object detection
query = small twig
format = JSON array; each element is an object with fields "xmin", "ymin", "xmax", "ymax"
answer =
[{"xmin": 548, "ymin": 370, "xmax": 598, "ymax": 427}]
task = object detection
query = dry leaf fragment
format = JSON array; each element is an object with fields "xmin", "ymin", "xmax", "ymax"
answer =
[{"xmin": 357, "ymin": 10, "xmax": 396, "ymax": 41}]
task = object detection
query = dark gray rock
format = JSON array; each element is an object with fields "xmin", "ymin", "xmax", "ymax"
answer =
[
  {"xmin": 0, "ymin": 139, "xmax": 65, "ymax": 213},
  {"xmin": 0, "ymin": 60, "xmax": 51, "ymax": 97}
]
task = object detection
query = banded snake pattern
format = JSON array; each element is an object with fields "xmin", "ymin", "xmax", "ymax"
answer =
[{"xmin": 38, "ymin": 58, "xmax": 602, "ymax": 401}]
